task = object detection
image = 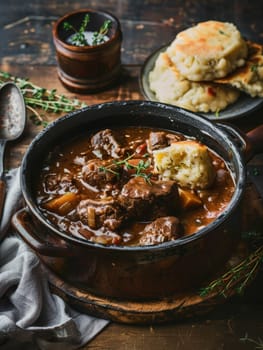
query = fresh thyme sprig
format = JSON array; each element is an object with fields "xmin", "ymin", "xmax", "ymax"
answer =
[
  {"xmin": 92, "ymin": 19, "xmax": 112, "ymax": 45},
  {"xmin": 0, "ymin": 71, "xmax": 87, "ymax": 127},
  {"xmin": 240, "ymin": 334, "xmax": 263, "ymax": 349},
  {"xmin": 63, "ymin": 14, "xmax": 90, "ymax": 46},
  {"xmin": 199, "ymin": 244, "xmax": 263, "ymax": 298},
  {"xmin": 99, "ymin": 153, "xmax": 152, "ymax": 184},
  {"xmin": 99, "ymin": 153, "xmax": 134, "ymax": 178},
  {"xmin": 131, "ymin": 158, "xmax": 152, "ymax": 184}
]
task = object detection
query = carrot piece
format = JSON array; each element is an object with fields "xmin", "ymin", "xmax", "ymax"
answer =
[
  {"xmin": 179, "ymin": 188, "xmax": 202, "ymax": 210},
  {"xmin": 44, "ymin": 192, "xmax": 79, "ymax": 215}
]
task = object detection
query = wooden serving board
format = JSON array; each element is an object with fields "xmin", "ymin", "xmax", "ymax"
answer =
[{"xmin": 47, "ymin": 179, "xmax": 263, "ymax": 324}]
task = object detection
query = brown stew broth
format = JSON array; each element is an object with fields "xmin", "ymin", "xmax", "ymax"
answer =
[{"xmin": 36, "ymin": 127, "xmax": 235, "ymax": 246}]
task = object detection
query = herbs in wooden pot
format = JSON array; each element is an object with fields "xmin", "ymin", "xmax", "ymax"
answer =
[
  {"xmin": 63, "ymin": 14, "xmax": 112, "ymax": 47},
  {"xmin": 53, "ymin": 9, "xmax": 122, "ymax": 93}
]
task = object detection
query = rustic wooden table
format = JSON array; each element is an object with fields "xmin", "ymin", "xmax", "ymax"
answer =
[{"xmin": 1, "ymin": 1, "xmax": 263, "ymax": 349}]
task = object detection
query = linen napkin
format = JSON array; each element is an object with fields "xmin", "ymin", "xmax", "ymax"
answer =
[{"xmin": 0, "ymin": 168, "xmax": 109, "ymax": 350}]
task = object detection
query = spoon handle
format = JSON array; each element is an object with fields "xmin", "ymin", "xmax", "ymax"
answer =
[
  {"xmin": 0, "ymin": 179, "xmax": 5, "ymax": 221},
  {"xmin": 0, "ymin": 140, "xmax": 7, "ymax": 221},
  {"xmin": 0, "ymin": 139, "xmax": 6, "ymax": 177}
]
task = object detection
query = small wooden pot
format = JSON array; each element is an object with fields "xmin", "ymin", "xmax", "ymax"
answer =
[{"xmin": 52, "ymin": 9, "xmax": 122, "ymax": 93}]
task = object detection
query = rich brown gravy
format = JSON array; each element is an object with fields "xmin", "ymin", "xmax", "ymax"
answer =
[{"xmin": 35, "ymin": 126, "xmax": 235, "ymax": 246}]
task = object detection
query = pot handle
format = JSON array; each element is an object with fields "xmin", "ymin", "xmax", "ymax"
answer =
[
  {"xmin": 245, "ymin": 124, "xmax": 263, "ymax": 160},
  {"xmin": 12, "ymin": 208, "xmax": 73, "ymax": 257},
  {"xmin": 218, "ymin": 123, "xmax": 263, "ymax": 161}
]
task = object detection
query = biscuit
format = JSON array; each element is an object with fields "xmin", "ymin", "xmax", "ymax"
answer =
[
  {"xmin": 153, "ymin": 140, "xmax": 216, "ymax": 189},
  {"xmin": 167, "ymin": 21, "xmax": 248, "ymax": 81},
  {"xmin": 149, "ymin": 52, "xmax": 240, "ymax": 113},
  {"xmin": 215, "ymin": 41, "xmax": 263, "ymax": 97}
]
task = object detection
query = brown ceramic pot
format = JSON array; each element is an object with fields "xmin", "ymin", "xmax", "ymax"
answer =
[
  {"xmin": 52, "ymin": 9, "xmax": 122, "ymax": 92},
  {"xmin": 12, "ymin": 101, "xmax": 263, "ymax": 300}
]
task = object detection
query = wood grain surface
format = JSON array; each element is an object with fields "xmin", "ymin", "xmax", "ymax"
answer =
[{"xmin": 1, "ymin": 1, "xmax": 263, "ymax": 349}]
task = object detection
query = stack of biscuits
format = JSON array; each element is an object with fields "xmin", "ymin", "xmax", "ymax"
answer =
[{"xmin": 149, "ymin": 20, "xmax": 263, "ymax": 113}]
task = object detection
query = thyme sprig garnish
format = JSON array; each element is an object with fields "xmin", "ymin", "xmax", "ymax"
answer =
[
  {"xmin": 132, "ymin": 158, "xmax": 152, "ymax": 184},
  {"xmin": 199, "ymin": 244, "xmax": 263, "ymax": 298},
  {"xmin": 0, "ymin": 71, "xmax": 87, "ymax": 127},
  {"xmin": 99, "ymin": 153, "xmax": 152, "ymax": 184}
]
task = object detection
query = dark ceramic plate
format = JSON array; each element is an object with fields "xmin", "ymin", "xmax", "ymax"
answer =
[{"xmin": 140, "ymin": 44, "xmax": 263, "ymax": 121}]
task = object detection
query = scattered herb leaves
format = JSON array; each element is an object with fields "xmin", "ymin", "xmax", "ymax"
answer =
[
  {"xmin": 240, "ymin": 334, "xmax": 263, "ymax": 349},
  {"xmin": 253, "ymin": 167, "xmax": 260, "ymax": 176},
  {"xmin": 0, "ymin": 71, "xmax": 87, "ymax": 128},
  {"xmin": 251, "ymin": 64, "xmax": 258, "ymax": 73},
  {"xmin": 215, "ymin": 109, "xmax": 220, "ymax": 118},
  {"xmin": 199, "ymin": 238, "xmax": 263, "ymax": 298}
]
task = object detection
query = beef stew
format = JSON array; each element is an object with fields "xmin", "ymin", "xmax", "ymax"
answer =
[{"xmin": 36, "ymin": 126, "xmax": 235, "ymax": 246}]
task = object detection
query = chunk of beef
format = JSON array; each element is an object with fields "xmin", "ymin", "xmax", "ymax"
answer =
[
  {"xmin": 165, "ymin": 133, "xmax": 185, "ymax": 143},
  {"xmin": 118, "ymin": 177, "xmax": 179, "ymax": 221},
  {"xmin": 91, "ymin": 129, "xmax": 124, "ymax": 159},
  {"xmin": 77, "ymin": 198, "xmax": 125, "ymax": 231},
  {"xmin": 147, "ymin": 131, "xmax": 185, "ymax": 153},
  {"xmin": 147, "ymin": 131, "xmax": 168, "ymax": 153},
  {"xmin": 139, "ymin": 216, "xmax": 181, "ymax": 246},
  {"xmin": 81, "ymin": 159, "xmax": 119, "ymax": 189}
]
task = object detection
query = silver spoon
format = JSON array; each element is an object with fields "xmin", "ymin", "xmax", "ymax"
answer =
[{"xmin": 0, "ymin": 82, "xmax": 26, "ymax": 220}]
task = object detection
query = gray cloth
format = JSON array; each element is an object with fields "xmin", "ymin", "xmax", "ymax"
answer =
[{"xmin": 0, "ymin": 168, "xmax": 109, "ymax": 349}]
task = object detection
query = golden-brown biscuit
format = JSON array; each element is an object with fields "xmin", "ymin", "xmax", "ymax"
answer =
[
  {"xmin": 149, "ymin": 52, "xmax": 240, "ymax": 113},
  {"xmin": 215, "ymin": 41, "xmax": 263, "ymax": 97},
  {"xmin": 167, "ymin": 21, "xmax": 248, "ymax": 81},
  {"xmin": 153, "ymin": 140, "xmax": 216, "ymax": 189}
]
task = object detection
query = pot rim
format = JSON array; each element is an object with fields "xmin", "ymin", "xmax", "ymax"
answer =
[
  {"xmin": 52, "ymin": 8, "xmax": 122, "ymax": 52},
  {"xmin": 20, "ymin": 100, "xmax": 246, "ymax": 253}
]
